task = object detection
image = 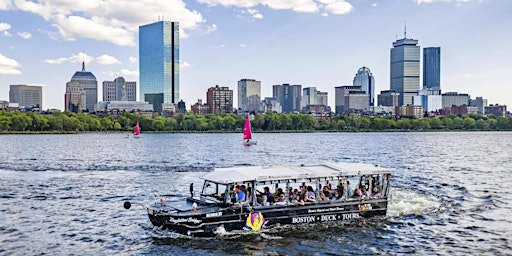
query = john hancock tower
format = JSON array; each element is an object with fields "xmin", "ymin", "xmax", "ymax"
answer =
[{"xmin": 139, "ymin": 20, "xmax": 179, "ymax": 113}]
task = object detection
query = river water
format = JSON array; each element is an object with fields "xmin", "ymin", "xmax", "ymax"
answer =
[{"xmin": 0, "ymin": 132, "xmax": 511, "ymax": 255}]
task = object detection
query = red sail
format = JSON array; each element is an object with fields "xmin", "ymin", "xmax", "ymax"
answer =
[
  {"xmin": 134, "ymin": 122, "xmax": 140, "ymax": 136},
  {"xmin": 243, "ymin": 116, "xmax": 252, "ymax": 140}
]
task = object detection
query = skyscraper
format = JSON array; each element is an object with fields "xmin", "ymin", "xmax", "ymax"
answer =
[
  {"xmin": 353, "ymin": 67, "xmax": 375, "ymax": 107},
  {"xmin": 65, "ymin": 62, "xmax": 97, "ymax": 112},
  {"xmin": 238, "ymin": 79, "xmax": 261, "ymax": 114},
  {"xmin": 423, "ymin": 47, "xmax": 441, "ymax": 89},
  {"xmin": 302, "ymin": 87, "xmax": 318, "ymax": 107},
  {"xmin": 390, "ymin": 37, "xmax": 420, "ymax": 106},
  {"xmin": 103, "ymin": 77, "xmax": 136, "ymax": 101},
  {"xmin": 9, "ymin": 84, "xmax": 43, "ymax": 109},
  {"xmin": 139, "ymin": 20, "xmax": 179, "ymax": 112},
  {"xmin": 273, "ymin": 84, "xmax": 302, "ymax": 113}
]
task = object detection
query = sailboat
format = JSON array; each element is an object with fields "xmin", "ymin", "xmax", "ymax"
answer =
[
  {"xmin": 243, "ymin": 116, "xmax": 257, "ymax": 146},
  {"xmin": 133, "ymin": 122, "xmax": 142, "ymax": 138}
]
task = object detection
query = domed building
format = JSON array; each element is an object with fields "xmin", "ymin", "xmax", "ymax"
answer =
[{"xmin": 64, "ymin": 62, "xmax": 98, "ymax": 112}]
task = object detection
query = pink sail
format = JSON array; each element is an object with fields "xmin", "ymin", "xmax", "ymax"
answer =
[
  {"xmin": 134, "ymin": 122, "xmax": 140, "ymax": 136},
  {"xmin": 243, "ymin": 116, "xmax": 252, "ymax": 140}
]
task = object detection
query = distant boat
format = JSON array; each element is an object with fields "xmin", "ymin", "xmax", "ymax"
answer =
[
  {"xmin": 243, "ymin": 116, "xmax": 256, "ymax": 146},
  {"xmin": 133, "ymin": 122, "xmax": 142, "ymax": 138}
]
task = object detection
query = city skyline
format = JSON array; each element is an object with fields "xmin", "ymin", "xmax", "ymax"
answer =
[{"xmin": 0, "ymin": 1, "xmax": 511, "ymax": 110}]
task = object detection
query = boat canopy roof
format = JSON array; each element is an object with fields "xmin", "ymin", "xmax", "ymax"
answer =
[{"xmin": 201, "ymin": 162, "xmax": 394, "ymax": 184}]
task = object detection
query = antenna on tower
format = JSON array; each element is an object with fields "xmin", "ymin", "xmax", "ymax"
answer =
[{"xmin": 404, "ymin": 20, "xmax": 407, "ymax": 39}]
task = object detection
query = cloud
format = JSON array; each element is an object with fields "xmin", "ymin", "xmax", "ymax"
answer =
[
  {"xmin": 17, "ymin": 31, "xmax": 31, "ymax": 39},
  {"xmin": 180, "ymin": 61, "xmax": 191, "ymax": 69},
  {"xmin": 96, "ymin": 54, "xmax": 122, "ymax": 65},
  {"xmin": 0, "ymin": 0, "xmax": 12, "ymax": 10},
  {"xmin": 128, "ymin": 56, "xmax": 137, "ymax": 64},
  {"xmin": 0, "ymin": 53, "xmax": 22, "ymax": 75},
  {"xmin": 9, "ymin": 0, "xmax": 205, "ymax": 46},
  {"xmin": 0, "ymin": 22, "xmax": 11, "ymax": 31},
  {"xmin": 198, "ymin": 0, "xmax": 353, "ymax": 15},
  {"xmin": 247, "ymin": 8, "xmax": 263, "ymax": 19},
  {"xmin": 206, "ymin": 24, "xmax": 217, "ymax": 34},
  {"xmin": 372, "ymin": 3, "xmax": 378, "ymax": 7},
  {"xmin": 415, "ymin": 0, "xmax": 471, "ymax": 3},
  {"xmin": 239, "ymin": 43, "xmax": 246, "ymax": 47},
  {"xmin": 45, "ymin": 52, "xmax": 94, "ymax": 64},
  {"xmin": 120, "ymin": 69, "xmax": 139, "ymax": 76}
]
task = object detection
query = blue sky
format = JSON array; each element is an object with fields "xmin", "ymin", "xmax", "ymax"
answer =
[{"xmin": 0, "ymin": 0, "xmax": 511, "ymax": 110}]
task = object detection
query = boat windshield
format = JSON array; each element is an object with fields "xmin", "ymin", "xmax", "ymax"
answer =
[{"xmin": 201, "ymin": 181, "xmax": 229, "ymax": 202}]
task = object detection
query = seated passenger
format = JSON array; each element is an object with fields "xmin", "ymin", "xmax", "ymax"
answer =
[
  {"xmin": 306, "ymin": 186, "xmax": 316, "ymax": 202},
  {"xmin": 319, "ymin": 192, "xmax": 330, "ymax": 202},
  {"xmin": 259, "ymin": 195, "xmax": 270, "ymax": 206},
  {"xmin": 360, "ymin": 187, "xmax": 368, "ymax": 201},
  {"xmin": 292, "ymin": 194, "xmax": 304, "ymax": 205},
  {"xmin": 353, "ymin": 187, "xmax": 361, "ymax": 199},
  {"xmin": 304, "ymin": 193, "xmax": 316, "ymax": 203},
  {"xmin": 371, "ymin": 187, "xmax": 382, "ymax": 198},
  {"xmin": 322, "ymin": 186, "xmax": 332, "ymax": 199},
  {"xmin": 273, "ymin": 193, "xmax": 287, "ymax": 205}
]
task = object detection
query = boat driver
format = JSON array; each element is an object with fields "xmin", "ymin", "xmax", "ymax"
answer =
[{"xmin": 235, "ymin": 185, "xmax": 246, "ymax": 203}]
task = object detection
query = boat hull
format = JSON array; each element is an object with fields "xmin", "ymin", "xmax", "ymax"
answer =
[{"xmin": 147, "ymin": 198, "xmax": 388, "ymax": 237}]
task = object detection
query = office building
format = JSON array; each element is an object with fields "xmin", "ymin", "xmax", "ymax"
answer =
[
  {"xmin": 442, "ymin": 92, "xmax": 470, "ymax": 107},
  {"xmin": 390, "ymin": 36, "xmax": 420, "ymax": 106},
  {"xmin": 413, "ymin": 88, "xmax": 442, "ymax": 112},
  {"xmin": 238, "ymin": 79, "xmax": 261, "ymax": 114},
  {"xmin": 302, "ymin": 87, "xmax": 318, "ymax": 107},
  {"xmin": 423, "ymin": 47, "xmax": 441, "ymax": 90},
  {"xmin": 103, "ymin": 77, "xmax": 136, "ymax": 101},
  {"xmin": 335, "ymin": 85, "xmax": 364, "ymax": 114},
  {"xmin": 377, "ymin": 90, "xmax": 400, "ymax": 107},
  {"xmin": 65, "ymin": 62, "xmax": 97, "ymax": 112},
  {"xmin": 317, "ymin": 91, "xmax": 328, "ymax": 106},
  {"xmin": 485, "ymin": 104, "xmax": 507, "ymax": 117},
  {"xmin": 9, "ymin": 84, "xmax": 42, "ymax": 109},
  {"xmin": 139, "ymin": 20, "xmax": 179, "ymax": 112},
  {"xmin": 469, "ymin": 97, "xmax": 488, "ymax": 114},
  {"xmin": 273, "ymin": 84, "xmax": 302, "ymax": 113},
  {"xmin": 353, "ymin": 67, "xmax": 375, "ymax": 106},
  {"xmin": 207, "ymin": 85, "xmax": 233, "ymax": 114}
]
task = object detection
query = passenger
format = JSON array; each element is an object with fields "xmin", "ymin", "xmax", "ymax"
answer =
[
  {"xmin": 260, "ymin": 195, "xmax": 270, "ymax": 206},
  {"xmin": 292, "ymin": 194, "xmax": 304, "ymax": 206},
  {"xmin": 273, "ymin": 193, "xmax": 287, "ymax": 205},
  {"xmin": 360, "ymin": 186, "xmax": 368, "ymax": 201},
  {"xmin": 347, "ymin": 181, "xmax": 353, "ymax": 197},
  {"xmin": 305, "ymin": 186, "xmax": 316, "ymax": 202},
  {"xmin": 235, "ymin": 185, "xmax": 246, "ymax": 203},
  {"xmin": 331, "ymin": 189, "xmax": 341, "ymax": 201},
  {"xmin": 257, "ymin": 187, "xmax": 272, "ymax": 201},
  {"xmin": 322, "ymin": 186, "xmax": 332, "ymax": 199},
  {"xmin": 371, "ymin": 187, "xmax": 382, "ymax": 198},
  {"xmin": 353, "ymin": 187, "xmax": 361, "ymax": 199},
  {"xmin": 327, "ymin": 183, "xmax": 333, "ymax": 193},
  {"xmin": 246, "ymin": 187, "xmax": 252, "ymax": 201},
  {"xmin": 319, "ymin": 192, "xmax": 330, "ymax": 202}
]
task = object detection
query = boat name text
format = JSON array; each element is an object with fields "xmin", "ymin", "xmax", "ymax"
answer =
[{"xmin": 169, "ymin": 217, "xmax": 202, "ymax": 224}]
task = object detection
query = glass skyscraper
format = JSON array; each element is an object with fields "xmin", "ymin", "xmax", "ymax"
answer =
[
  {"xmin": 139, "ymin": 21, "xmax": 179, "ymax": 112},
  {"xmin": 238, "ymin": 79, "xmax": 261, "ymax": 114},
  {"xmin": 423, "ymin": 47, "xmax": 441, "ymax": 89},
  {"xmin": 390, "ymin": 38, "xmax": 420, "ymax": 106},
  {"xmin": 353, "ymin": 66, "xmax": 375, "ymax": 107}
]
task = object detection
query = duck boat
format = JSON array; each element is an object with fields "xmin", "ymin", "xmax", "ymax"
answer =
[{"xmin": 124, "ymin": 162, "xmax": 394, "ymax": 236}]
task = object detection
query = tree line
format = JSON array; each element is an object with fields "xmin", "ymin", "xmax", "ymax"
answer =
[{"xmin": 0, "ymin": 110, "xmax": 511, "ymax": 133}]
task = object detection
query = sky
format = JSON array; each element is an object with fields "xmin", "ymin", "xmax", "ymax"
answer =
[{"xmin": 0, "ymin": 0, "xmax": 511, "ymax": 111}]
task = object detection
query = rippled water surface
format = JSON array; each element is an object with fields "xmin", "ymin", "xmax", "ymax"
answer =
[{"xmin": 0, "ymin": 132, "xmax": 511, "ymax": 255}]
